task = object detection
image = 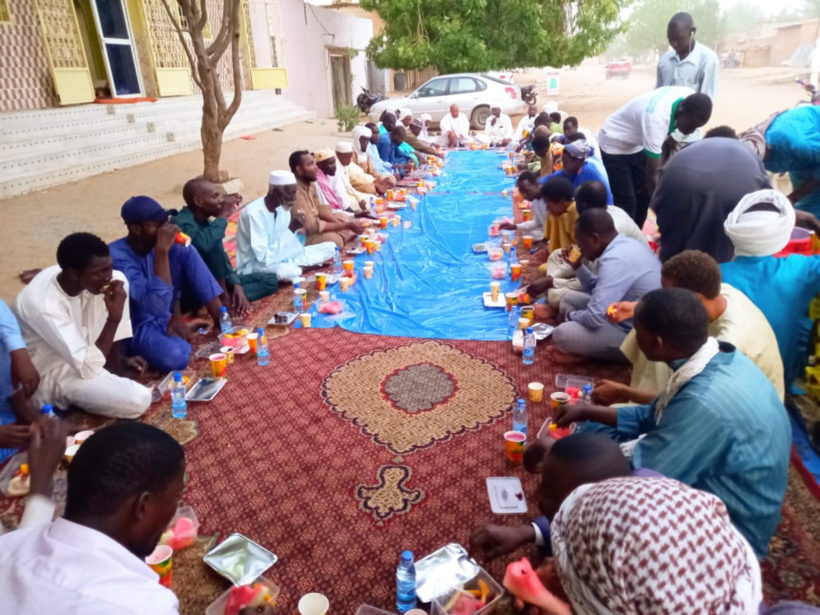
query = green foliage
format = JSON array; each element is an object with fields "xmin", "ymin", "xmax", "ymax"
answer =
[
  {"xmin": 335, "ymin": 105, "xmax": 361, "ymax": 132},
  {"xmin": 621, "ymin": 0, "xmax": 723, "ymax": 56},
  {"xmin": 360, "ymin": 0, "xmax": 625, "ymax": 73}
]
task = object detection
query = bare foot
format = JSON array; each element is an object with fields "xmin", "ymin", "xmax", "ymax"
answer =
[
  {"xmin": 534, "ymin": 304, "xmax": 558, "ymax": 320},
  {"xmin": 545, "ymin": 345, "xmax": 586, "ymax": 365}
]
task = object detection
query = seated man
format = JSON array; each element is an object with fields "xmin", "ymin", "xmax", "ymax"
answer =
[
  {"xmin": 419, "ymin": 113, "xmax": 433, "ymax": 143},
  {"xmin": 0, "ymin": 300, "xmax": 40, "ymax": 464},
  {"xmin": 378, "ymin": 125, "xmax": 415, "ymax": 172},
  {"xmin": 365, "ymin": 122, "xmax": 395, "ymax": 177},
  {"xmin": 542, "ymin": 139, "xmax": 614, "ymax": 205},
  {"xmin": 527, "ymin": 135, "xmax": 553, "ymax": 178},
  {"xmin": 498, "ymin": 171, "xmax": 547, "ymax": 242},
  {"xmin": 350, "ymin": 126, "xmax": 394, "ymax": 194},
  {"xmin": 479, "ymin": 105, "xmax": 513, "ymax": 146},
  {"xmin": 314, "ymin": 148, "xmax": 351, "ymax": 211},
  {"xmin": 16, "ymin": 233, "xmax": 151, "ymax": 419},
  {"xmin": 379, "ymin": 111, "xmax": 418, "ymax": 165},
  {"xmin": 514, "ymin": 104, "xmax": 538, "ymax": 143},
  {"xmin": 236, "ymin": 171, "xmax": 337, "ymax": 283},
  {"xmin": 291, "ymin": 150, "xmax": 363, "ymax": 249},
  {"xmin": 438, "ymin": 104, "xmax": 471, "ymax": 147},
  {"xmin": 599, "ymin": 250, "xmax": 784, "ymax": 404},
  {"xmin": 174, "ymin": 178, "xmax": 278, "ymax": 318},
  {"xmin": 575, "ymin": 180, "xmax": 647, "ymax": 246},
  {"xmin": 549, "ymin": 209, "xmax": 661, "ymax": 361},
  {"xmin": 109, "ymin": 197, "xmax": 223, "ymax": 372},
  {"xmin": 334, "ymin": 142, "xmax": 373, "ymax": 212},
  {"xmin": 555, "ymin": 287, "xmax": 790, "ymax": 557},
  {"xmin": 405, "ymin": 119, "xmax": 442, "ymax": 158},
  {"xmin": 0, "ymin": 422, "xmax": 184, "ymax": 613},
  {"xmin": 721, "ymin": 189, "xmax": 820, "ymax": 392}
]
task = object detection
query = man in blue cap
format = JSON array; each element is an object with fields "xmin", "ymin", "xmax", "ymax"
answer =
[{"xmin": 109, "ymin": 196, "xmax": 223, "ymax": 372}]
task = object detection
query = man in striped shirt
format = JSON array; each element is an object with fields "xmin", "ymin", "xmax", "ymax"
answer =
[{"xmin": 554, "ymin": 287, "xmax": 790, "ymax": 557}]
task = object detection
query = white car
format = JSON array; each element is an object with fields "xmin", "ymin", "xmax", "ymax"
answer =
[{"xmin": 368, "ymin": 73, "xmax": 526, "ymax": 129}]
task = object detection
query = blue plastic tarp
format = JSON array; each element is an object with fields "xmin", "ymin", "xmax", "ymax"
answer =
[{"xmin": 297, "ymin": 150, "xmax": 525, "ymax": 340}]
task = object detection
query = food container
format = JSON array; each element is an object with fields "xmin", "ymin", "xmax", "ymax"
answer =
[
  {"xmin": 487, "ymin": 248, "xmax": 503, "ymax": 262},
  {"xmin": 203, "ymin": 532, "xmax": 279, "ymax": 586},
  {"xmin": 429, "ymin": 568, "xmax": 504, "ymax": 615},
  {"xmin": 205, "ymin": 577, "xmax": 280, "ymax": 615}
]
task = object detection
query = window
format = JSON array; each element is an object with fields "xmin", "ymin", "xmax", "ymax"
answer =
[
  {"xmin": 449, "ymin": 77, "xmax": 479, "ymax": 94},
  {"xmin": 0, "ymin": 0, "xmax": 11, "ymax": 23},
  {"xmin": 417, "ymin": 78, "xmax": 448, "ymax": 98}
]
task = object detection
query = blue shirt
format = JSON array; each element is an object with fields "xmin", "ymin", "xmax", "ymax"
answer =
[
  {"xmin": 367, "ymin": 142, "xmax": 392, "ymax": 175},
  {"xmin": 569, "ymin": 235, "xmax": 661, "ymax": 331},
  {"xmin": 542, "ymin": 162, "xmax": 614, "ymax": 204},
  {"xmin": 616, "ymin": 344, "xmax": 790, "ymax": 557},
  {"xmin": 377, "ymin": 132, "xmax": 413, "ymax": 166},
  {"xmin": 0, "ymin": 299, "xmax": 26, "ymax": 463},
  {"xmin": 764, "ymin": 107, "xmax": 820, "ymax": 217},
  {"xmin": 721, "ymin": 254, "xmax": 820, "ymax": 388}
]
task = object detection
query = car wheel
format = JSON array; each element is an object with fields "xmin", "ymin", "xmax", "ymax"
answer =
[{"xmin": 471, "ymin": 105, "xmax": 491, "ymax": 129}]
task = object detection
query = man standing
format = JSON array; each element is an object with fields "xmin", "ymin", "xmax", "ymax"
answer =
[
  {"xmin": 657, "ymin": 12, "xmax": 719, "ymax": 101},
  {"xmin": 290, "ymin": 150, "xmax": 363, "ymax": 249},
  {"xmin": 237, "ymin": 171, "xmax": 336, "ymax": 283},
  {"xmin": 109, "ymin": 197, "xmax": 223, "ymax": 372},
  {"xmin": 439, "ymin": 104, "xmax": 471, "ymax": 147},
  {"xmin": 481, "ymin": 106, "xmax": 513, "ymax": 146},
  {"xmin": 16, "ymin": 233, "xmax": 151, "ymax": 418},
  {"xmin": 598, "ymin": 87, "xmax": 712, "ymax": 227},
  {"xmin": 550, "ymin": 209, "xmax": 661, "ymax": 361},
  {"xmin": 174, "ymin": 179, "xmax": 278, "ymax": 317}
]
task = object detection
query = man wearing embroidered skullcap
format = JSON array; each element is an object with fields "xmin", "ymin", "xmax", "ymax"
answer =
[
  {"xmin": 236, "ymin": 170, "xmax": 336, "ymax": 283},
  {"xmin": 333, "ymin": 141, "xmax": 373, "ymax": 212},
  {"xmin": 541, "ymin": 136, "xmax": 614, "ymax": 205}
]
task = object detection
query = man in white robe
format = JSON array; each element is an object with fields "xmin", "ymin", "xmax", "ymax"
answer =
[
  {"xmin": 438, "ymin": 104, "xmax": 472, "ymax": 147},
  {"xmin": 236, "ymin": 171, "xmax": 336, "ymax": 283},
  {"xmin": 334, "ymin": 142, "xmax": 370, "ymax": 212},
  {"xmin": 478, "ymin": 106, "xmax": 513, "ymax": 146},
  {"xmin": 513, "ymin": 104, "xmax": 538, "ymax": 142}
]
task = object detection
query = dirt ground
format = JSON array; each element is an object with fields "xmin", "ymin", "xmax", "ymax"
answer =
[{"xmin": 0, "ymin": 62, "xmax": 807, "ymax": 302}]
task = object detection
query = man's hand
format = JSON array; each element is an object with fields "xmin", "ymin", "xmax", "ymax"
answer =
[
  {"xmin": 348, "ymin": 220, "xmax": 366, "ymax": 235},
  {"xmin": 591, "ymin": 379, "xmax": 628, "ymax": 406},
  {"xmin": 218, "ymin": 195, "xmax": 239, "ymax": 219},
  {"xmin": 358, "ymin": 199, "xmax": 368, "ymax": 211},
  {"xmin": 102, "ymin": 279, "xmax": 127, "ymax": 323},
  {"xmin": 795, "ymin": 209, "xmax": 820, "ymax": 234},
  {"xmin": 10, "ymin": 349, "xmax": 39, "ymax": 398},
  {"xmin": 121, "ymin": 355, "xmax": 148, "ymax": 376},
  {"xmin": 525, "ymin": 276, "xmax": 554, "ymax": 298},
  {"xmin": 560, "ymin": 246, "xmax": 582, "ymax": 270},
  {"xmin": 28, "ymin": 419, "xmax": 66, "ymax": 498},
  {"xmin": 289, "ymin": 210, "xmax": 306, "ymax": 233},
  {"xmin": 470, "ymin": 524, "xmax": 535, "ymax": 559},
  {"xmin": 491, "ymin": 117, "xmax": 497, "ymax": 126},
  {"xmin": 0, "ymin": 424, "xmax": 32, "ymax": 448},
  {"xmin": 523, "ymin": 436, "xmax": 555, "ymax": 474},
  {"xmin": 167, "ymin": 316, "xmax": 191, "ymax": 341},
  {"xmin": 498, "ymin": 222, "xmax": 517, "ymax": 231},
  {"xmin": 374, "ymin": 178, "xmax": 391, "ymax": 194},
  {"xmin": 231, "ymin": 285, "xmax": 251, "ymax": 317},
  {"xmin": 553, "ymin": 404, "xmax": 586, "ymax": 428},
  {"xmin": 606, "ymin": 301, "xmax": 636, "ymax": 324},
  {"xmin": 354, "ymin": 210, "xmax": 375, "ymax": 219},
  {"xmin": 156, "ymin": 222, "xmax": 180, "ymax": 253}
]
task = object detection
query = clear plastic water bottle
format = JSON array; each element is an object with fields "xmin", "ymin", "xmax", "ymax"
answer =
[
  {"xmin": 41, "ymin": 404, "xmax": 56, "ymax": 420},
  {"xmin": 219, "ymin": 306, "xmax": 232, "ymax": 334},
  {"xmin": 396, "ymin": 550, "xmax": 417, "ymax": 613},
  {"xmin": 509, "ymin": 246, "xmax": 518, "ymax": 265},
  {"xmin": 507, "ymin": 304, "xmax": 520, "ymax": 341},
  {"xmin": 293, "ymin": 282, "xmax": 304, "ymax": 312},
  {"xmin": 370, "ymin": 196, "xmax": 377, "ymax": 217},
  {"xmin": 257, "ymin": 327, "xmax": 270, "ymax": 366},
  {"xmin": 581, "ymin": 384, "xmax": 593, "ymax": 405},
  {"xmin": 513, "ymin": 398, "xmax": 528, "ymax": 435},
  {"xmin": 171, "ymin": 372, "xmax": 187, "ymax": 419},
  {"xmin": 333, "ymin": 247, "xmax": 342, "ymax": 275},
  {"xmin": 523, "ymin": 327, "xmax": 536, "ymax": 365}
]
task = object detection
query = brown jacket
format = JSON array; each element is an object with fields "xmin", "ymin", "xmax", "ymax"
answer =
[{"xmin": 294, "ymin": 179, "xmax": 330, "ymax": 235}]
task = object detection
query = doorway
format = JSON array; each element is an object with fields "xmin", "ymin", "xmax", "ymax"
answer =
[
  {"xmin": 329, "ymin": 51, "xmax": 351, "ymax": 110},
  {"xmin": 87, "ymin": 0, "xmax": 143, "ymax": 97}
]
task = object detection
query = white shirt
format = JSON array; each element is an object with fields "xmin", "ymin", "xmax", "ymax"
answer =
[
  {"xmin": 598, "ymin": 86, "xmax": 695, "ymax": 158},
  {"xmin": 336, "ymin": 163, "xmax": 369, "ymax": 212},
  {"xmin": 657, "ymin": 43, "xmax": 719, "ymax": 101},
  {"xmin": 0, "ymin": 518, "xmax": 179, "ymax": 614},
  {"xmin": 236, "ymin": 197, "xmax": 335, "ymax": 282},
  {"xmin": 514, "ymin": 115, "xmax": 536, "ymax": 140},
  {"xmin": 439, "ymin": 113, "xmax": 470, "ymax": 140},
  {"xmin": 608, "ymin": 205, "xmax": 649, "ymax": 246},
  {"xmin": 484, "ymin": 113, "xmax": 513, "ymax": 140},
  {"xmin": 15, "ymin": 266, "xmax": 132, "ymax": 380},
  {"xmin": 516, "ymin": 197, "xmax": 548, "ymax": 242}
]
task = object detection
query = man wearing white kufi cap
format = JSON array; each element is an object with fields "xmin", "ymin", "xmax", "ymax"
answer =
[
  {"xmin": 721, "ymin": 189, "xmax": 820, "ymax": 393},
  {"xmin": 398, "ymin": 107, "xmax": 413, "ymax": 128},
  {"xmin": 351, "ymin": 125, "xmax": 395, "ymax": 193},
  {"xmin": 235, "ymin": 170, "xmax": 336, "ymax": 283},
  {"xmin": 333, "ymin": 141, "xmax": 371, "ymax": 212}
]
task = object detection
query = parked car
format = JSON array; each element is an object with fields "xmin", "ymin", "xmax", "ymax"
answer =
[
  {"xmin": 605, "ymin": 60, "xmax": 631, "ymax": 80},
  {"xmin": 368, "ymin": 73, "xmax": 526, "ymax": 129},
  {"xmin": 487, "ymin": 70, "xmax": 515, "ymax": 83}
]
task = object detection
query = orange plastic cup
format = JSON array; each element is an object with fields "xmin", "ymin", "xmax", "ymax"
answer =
[
  {"xmin": 146, "ymin": 545, "xmax": 173, "ymax": 588},
  {"xmin": 505, "ymin": 292, "xmax": 519, "ymax": 312},
  {"xmin": 387, "ymin": 189, "xmax": 394, "ymax": 200},
  {"xmin": 316, "ymin": 272, "xmax": 327, "ymax": 291},
  {"xmin": 510, "ymin": 263, "xmax": 522, "ymax": 282},
  {"xmin": 247, "ymin": 333, "xmax": 258, "ymax": 354},
  {"xmin": 209, "ymin": 353, "xmax": 227, "ymax": 378},
  {"xmin": 379, "ymin": 216, "xmax": 388, "ymax": 229},
  {"xmin": 523, "ymin": 235, "xmax": 533, "ymax": 249},
  {"xmin": 504, "ymin": 431, "xmax": 526, "ymax": 464},
  {"xmin": 343, "ymin": 260, "xmax": 355, "ymax": 275}
]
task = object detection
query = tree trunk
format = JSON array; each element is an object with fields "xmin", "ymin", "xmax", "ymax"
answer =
[{"xmin": 201, "ymin": 102, "xmax": 223, "ymax": 182}]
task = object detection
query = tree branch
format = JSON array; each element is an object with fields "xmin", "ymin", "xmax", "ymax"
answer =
[
  {"xmin": 206, "ymin": 0, "xmax": 233, "ymax": 58},
  {"xmin": 193, "ymin": 0, "xmax": 209, "ymax": 33},
  {"xmin": 158, "ymin": 0, "xmax": 203, "ymax": 90},
  {"xmin": 221, "ymin": 7, "xmax": 244, "ymax": 130}
]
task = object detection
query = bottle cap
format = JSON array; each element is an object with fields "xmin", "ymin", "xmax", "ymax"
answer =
[
  {"xmin": 220, "ymin": 306, "xmax": 227, "ymax": 313},
  {"xmin": 526, "ymin": 327, "xmax": 533, "ymax": 334},
  {"xmin": 294, "ymin": 282, "xmax": 300, "ymax": 289},
  {"xmin": 257, "ymin": 327, "xmax": 265, "ymax": 336},
  {"xmin": 42, "ymin": 404, "xmax": 53, "ymax": 414},
  {"xmin": 583, "ymin": 384, "xmax": 593, "ymax": 394},
  {"xmin": 518, "ymin": 398, "xmax": 525, "ymax": 405},
  {"xmin": 173, "ymin": 371, "xmax": 183, "ymax": 382},
  {"xmin": 401, "ymin": 550, "xmax": 413, "ymax": 560}
]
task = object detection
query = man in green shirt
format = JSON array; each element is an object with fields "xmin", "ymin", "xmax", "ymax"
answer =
[{"xmin": 174, "ymin": 178, "xmax": 279, "ymax": 317}]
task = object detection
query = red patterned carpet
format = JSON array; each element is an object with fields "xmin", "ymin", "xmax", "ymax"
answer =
[{"xmin": 2, "ymin": 312, "xmax": 820, "ymax": 613}]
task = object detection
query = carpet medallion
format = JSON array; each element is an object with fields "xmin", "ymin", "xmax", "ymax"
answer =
[{"xmin": 355, "ymin": 465, "xmax": 425, "ymax": 524}]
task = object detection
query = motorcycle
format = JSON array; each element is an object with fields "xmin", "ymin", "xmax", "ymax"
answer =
[
  {"xmin": 796, "ymin": 78, "xmax": 820, "ymax": 105},
  {"xmin": 357, "ymin": 86, "xmax": 383, "ymax": 114},
  {"xmin": 520, "ymin": 84, "xmax": 537, "ymax": 106}
]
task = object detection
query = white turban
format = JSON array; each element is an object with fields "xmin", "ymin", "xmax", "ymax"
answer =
[
  {"xmin": 724, "ymin": 189, "xmax": 796, "ymax": 257},
  {"xmin": 420, "ymin": 113, "xmax": 432, "ymax": 123},
  {"xmin": 269, "ymin": 170, "xmax": 296, "ymax": 186},
  {"xmin": 335, "ymin": 141, "xmax": 353, "ymax": 153},
  {"xmin": 399, "ymin": 107, "xmax": 413, "ymax": 121},
  {"xmin": 352, "ymin": 125, "xmax": 372, "ymax": 163}
]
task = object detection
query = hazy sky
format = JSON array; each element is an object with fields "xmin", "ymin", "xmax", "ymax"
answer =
[{"xmin": 723, "ymin": 0, "xmax": 806, "ymax": 15}]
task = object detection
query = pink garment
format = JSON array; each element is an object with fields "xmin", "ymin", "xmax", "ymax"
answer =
[{"xmin": 316, "ymin": 168, "xmax": 343, "ymax": 210}]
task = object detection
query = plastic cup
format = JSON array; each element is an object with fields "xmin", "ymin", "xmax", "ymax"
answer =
[
  {"xmin": 403, "ymin": 220, "xmax": 412, "ymax": 229},
  {"xmin": 502, "ymin": 242, "xmax": 512, "ymax": 254},
  {"xmin": 520, "ymin": 259, "xmax": 530, "ymax": 273},
  {"xmin": 504, "ymin": 431, "xmax": 526, "ymax": 464},
  {"xmin": 300, "ymin": 313, "xmax": 312, "ymax": 328},
  {"xmin": 391, "ymin": 216, "xmax": 400, "ymax": 227},
  {"xmin": 209, "ymin": 353, "xmax": 227, "ymax": 378},
  {"xmin": 365, "ymin": 260, "xmax": 375, "ymax": 269},
  {"xmin": 551, "ymin": 391, "xmax": 571, "ymax": 408},
  {"xmin": 374, "ymin": 240, "xmax": 382, "ymax": 251},
  {"xmin": 387, "ymin": 189, "xmax": 394, "ymax": 200},
  {"xmin": 509, "ymin": 151, "xmax": 515, "ymax": 159},
  {"xmin": 502, "ymin": 189, "xmax": 509, "ymax": 198},
  {"xmin": 298, "ymin": 593, "xmax": 329, "ymax": 615},
  {"xmin": 366, "ymin": 242, "xmax": 375, "ymax": 255},
  {"xmin": 174, "ymin": 231, "xmax": 191, "ymax": 247},
  {"xmin": 247, "ymin": 333, "xmax": 258, "ymax": 354},
  {"xmin": 505, "ymin": 292, "xmax": 519, "ymax": 312},
  {"xmin": 490, "ymin": 281, "xmax": 500, "ymax": 302},
  {"xmin": 523, "ymin": 235, "xmax": 533, "ymax": 249},
  {"xmin": 360, "ymin": 234, "xmax": 369, "ymax": 247},
  {"xmin": 146, "ymin": 544, "xmax": 173, "ymax": 588},
  {"xmin": 319, "ymin": 290, "xmax": 330, "ymax": 304},
  {"xmin": 316, "ymin": 273, "xmax": 327, "ymax": 291},
  {"xmin": 400, "ymin": 188, "xmax": 407, "ymax": 196},
  {"xmin": 73, "ymin": 430, "xmax": 95, "ymax": 445},
  {"xmin": 528, "ymin": 382, "xmax": 544, "ymax": 403},
  {"xmin": 522, "ymin": 209, "xmax": 532, "ymax": 221},
  {"xmin": 376, "ymin": 197, "xmax": 384, "ymax": 206},
  {"xmin": 343, "ymin": 260, "xmax": 354, "ymax": 275},
  {"xmin": 340, "ymin": 276, "xmax": 352, "ymax": 292},
  {"xmin": 363, "ymin": 266, "xmax": 373, "ymax": 279},
  {"xmin": 521, "ymin": 305, "xmax": 535, "ymax": 325},
  {"xmin": 65, "ymin": 444, "xmax": 80, "ymax": 463},
  {"xmin": 379, "ymin": 216, "xmax": 388, "ymax": 229},
  {"xmin": 510, "ymin": 263, "xmax": 522, "ymax": 282},
  {"xmin": 220, "ymin": 346, "xmax": 235, "ymax": 364},
  {"xmin": 518, "ymin": 317, "xmax": 529, "ymax": 330},
  {"xmin": 501, "ymin": 230, "xmax": 511, "ymax": 243}
]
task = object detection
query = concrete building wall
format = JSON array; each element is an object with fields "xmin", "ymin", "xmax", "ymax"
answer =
[{"xmin": 278, "ymin": 0, "xmax": 373, "ymax": 117}]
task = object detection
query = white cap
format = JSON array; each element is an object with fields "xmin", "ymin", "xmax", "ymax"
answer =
[
  {"xmin": 269, "ymin": 170, "xmax": 296, "ymax": 186},
  {"xmin": 399, "ymin": 107, "xmax": 413, "ymax": 120},
  {"xmin": 335, "ymin": 141, "xmax": 353, "ymax": 153}
]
